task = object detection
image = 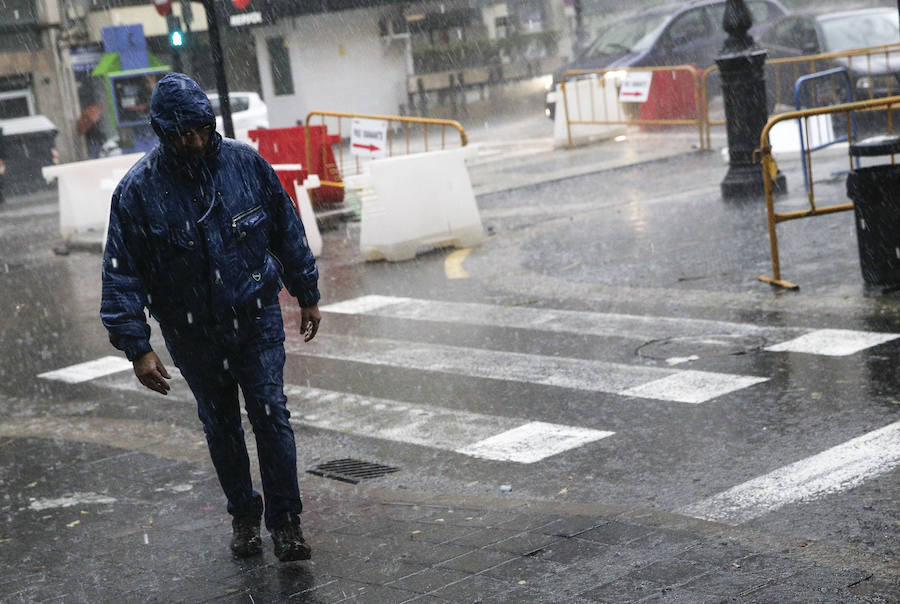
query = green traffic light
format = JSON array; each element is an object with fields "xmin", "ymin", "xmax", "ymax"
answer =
[{"xmin": 170, "ymin": 30, "xmax": 184, "ymax": 47}]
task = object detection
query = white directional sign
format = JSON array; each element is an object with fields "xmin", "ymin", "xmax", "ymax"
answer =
[
  {"xmin": 350, "ymin": 118, "xmax": 388, "ymax": 158},
  {"xmin": 619, "ymin": 71, "xmax": 653, "ymax": 103}
]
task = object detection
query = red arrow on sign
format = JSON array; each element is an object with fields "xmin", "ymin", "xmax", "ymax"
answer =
[{"xmin": 353, "ymin": 143, "xmax": 380, "ymax": 152}]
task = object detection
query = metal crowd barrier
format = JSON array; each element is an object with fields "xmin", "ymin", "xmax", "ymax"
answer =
[
  {"xmin": 758, "ymin": 95, "xmax": 900, "ymax": 290},
  {"xmin": 793, "ymin": 67, "xmax": 856, "ymax": 193},
  {"xmin": 304, "ymin": 111, "xmax": 468, "ymax": 192},
  {"xmin": 559, "ymin": 65, "xmax": 705, "ymax": 149},
  {"xmin": 703, "ymin": 43, "xmax": 900, "ymax": 149}
]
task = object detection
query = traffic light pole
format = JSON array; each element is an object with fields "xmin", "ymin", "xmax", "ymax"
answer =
[
  {"xmin": 171, "ymin": 47, "xmax": 183, "ymax": 73},
  {"xmin": 166, "ymin": 14, "xmax": 184, "ymax": 73},
  {"xmin": 201, "ymin": 0, "xmax": 233, "ymax": 139}
]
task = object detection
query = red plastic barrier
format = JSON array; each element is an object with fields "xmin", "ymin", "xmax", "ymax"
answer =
[
  {"xmin": 272, "ymin": 166, "xmax": 308, "ymax": 215},
  {"xmin": 249, "ymin": 126, "xmax": 344, "ymax": 205},
  {"xmin": 638, "ymin": 69, "xmax": 699, "ymax": 127}
]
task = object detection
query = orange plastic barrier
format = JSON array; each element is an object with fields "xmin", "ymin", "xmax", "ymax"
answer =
[{"xmin": 249, "ymin": 126, "xmax": 344, "ymax": 205}]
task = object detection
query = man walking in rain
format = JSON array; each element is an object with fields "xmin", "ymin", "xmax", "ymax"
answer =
[{"xmin": 100, "ymin": 73, "xmax": 321, "ymax": 562}]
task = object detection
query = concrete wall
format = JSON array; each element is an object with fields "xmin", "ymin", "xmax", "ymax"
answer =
[{"xmin": 255, "ymin": 7, "xmax": 410, "ymax": 127}]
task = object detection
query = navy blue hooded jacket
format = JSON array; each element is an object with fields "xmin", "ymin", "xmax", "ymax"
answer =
[{"xmin": 100, "ymin": 73, "xmax": 320, "ymax": 361}]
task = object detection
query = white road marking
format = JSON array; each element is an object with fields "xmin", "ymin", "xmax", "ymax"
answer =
[
  {"xmin": 37, "ymin": 356, "xmax": 133, "ymax": 384},
  {"xmin": 456, "ymin": 421, "xmax": 614, "ymax": 463},
  {"xmin": 322, "ymin": 296, "xmax": 900, "ymax": 357},
  {"xmin": 286, "ymin": 334, "xmax": 767, "ymax": 404},
  {"xmin": 94, "ymin": 375, "xmax": 613, "ymax": 463},
  {"xmin": 679, "ymin": 420, "xmax": 900, "ymax": 524},
  {"xmin": 321, "ymin": 295, "xmax": 789, "ymax": 342},
  {"xmin": 620, "ymin": 370, "xmax": 769, "ymax": 405},
  {"xmin": 285, "ymin": 385, "xmax": 612, "ymax": 463},
  {"xmin": 764, "ymin": 329, "xmax": 900, "ymax": 356}
]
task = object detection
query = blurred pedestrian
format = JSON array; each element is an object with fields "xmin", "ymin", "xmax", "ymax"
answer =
[
  {"xmin": 76, "ymin": 102, "xmax": 106, "ymax": 159},
  {"xmin": 100, "ymin": 73, "xmax": 321, "ymax": 562}
]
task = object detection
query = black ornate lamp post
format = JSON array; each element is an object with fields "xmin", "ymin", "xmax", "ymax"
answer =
[{"xmin": 717, "ymin": 0, "xmax": 786, "ymax": 199}]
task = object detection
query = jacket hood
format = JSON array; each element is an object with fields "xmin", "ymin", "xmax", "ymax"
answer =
[{"xmin": 149, "ymin": 72, "xmax": 216, "ymax": 139}]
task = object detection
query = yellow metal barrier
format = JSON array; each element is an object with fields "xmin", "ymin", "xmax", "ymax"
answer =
[
  {"xmin": 304, "ymin": 111, "xmax": 468, "ymax": 191},
  {"xmin": 758, "ymin": 95, "xmax": 900, "ymax": 290},
  {"xmin": 559, "ymin": 65, "xmax": 705, "ymax": 149},
  {"xmin": 703, "ymin": 43, "xmax": 900, "ymax": 149}
]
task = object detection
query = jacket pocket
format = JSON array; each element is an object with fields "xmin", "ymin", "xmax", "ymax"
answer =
[
  {"xmin": 173, "ymin": 228, "xmax": 200, "ymax": 253},
  {"xmin": 232, "ymin": 205, "xmax": 269, "ymax": 269}
]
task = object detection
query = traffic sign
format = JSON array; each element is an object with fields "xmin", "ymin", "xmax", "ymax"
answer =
[
  {"xmin": 619, "ymin": 71, "xmax": 653, "ymax": 103},
  {"xmin": 350, "ymin": 118, "xmax": 388, "ymax": 158},
  {"xmin": 152, "ymin": 0, "xmax": 172, "ymax": 17}
]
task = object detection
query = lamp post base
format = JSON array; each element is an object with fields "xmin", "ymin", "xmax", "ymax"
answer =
[{"xmin": 721, "ymin": 162, "xmax": 787, "ymax": 199}]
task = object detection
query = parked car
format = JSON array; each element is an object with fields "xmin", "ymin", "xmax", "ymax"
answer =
[
  {"xmin": 545, "ymin": 0, "xmax": 788, "ymax": 119},
  {"xmin": 206, "ymin": 91, "xmax": 270, "ymax": 142},
  {"xmin": 758, "ymin": 7, "xmax": 900, "ymax": 106}
]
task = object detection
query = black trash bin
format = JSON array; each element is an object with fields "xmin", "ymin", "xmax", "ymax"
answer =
[{"xmin": 846, "ymin": 134, "xmax": 900, "ymax": 286}]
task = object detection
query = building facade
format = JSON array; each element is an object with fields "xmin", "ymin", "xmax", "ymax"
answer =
[{"xmin": 2, "ymin": 0, "xmax": 573, "ymax": 165}]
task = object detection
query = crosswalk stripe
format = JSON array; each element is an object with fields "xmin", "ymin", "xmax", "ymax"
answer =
[
  {"xmin": 285, "ymin": 385, "xmax": 613, "ymax": 463},
  {"xmin": 286, "ymin": 334, "xmax": 767, "ymax": 404},
  {"xmin": 456, "ymin": 421, "xmax": 614, "ymax": 463},
  {"xmin": 321, "ymin": 295, "xmax": 786, "ymax": 341},
  {"xmin": 678, "ymin": 420, "xmax": 900, "ymax": 524},
  {"xmin": 37, "ymin": 356, "xmax": 133, "ymax": 383},
  {"xmin": 322, "ymin": 295, "xmax": 900, "ymax": 357},
  {"xmin": 764, "ymin": 329, "xmax": 900, "ymax": 356},
  {"xmin": 620, "ymin": 371, "xmax": 769, "ymax": 405},
  {"xmin": 93, "ymin": 373, "xmax": 612, "ymax": 463}
]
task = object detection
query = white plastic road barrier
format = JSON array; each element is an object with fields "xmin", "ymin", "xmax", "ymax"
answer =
[
  {"xmin": 294, "ymin": 180, "xmax": 323, "ymax": 258},
  {"xmin": 271, "ymin": 164, "xmax": 322, "ymax": 257},
  {"xmin": 42, "ymin": 153, "xmax": 144, "ymax": 242},
  {"xmin": 553, "ymin": 76, "xmax": 628, "ymax": 147},
  {"xmin": 358, "ymin": 148, "xmax": 485, "ymax": 262}
]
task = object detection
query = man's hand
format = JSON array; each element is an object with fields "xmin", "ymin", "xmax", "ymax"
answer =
[
  {"xmin": 300, "ymin": 304, "xmax": 321, "ymax": 342},
  {"xmin": 133, "ymin": 351, "xmax": 172, "ymax": 395}
]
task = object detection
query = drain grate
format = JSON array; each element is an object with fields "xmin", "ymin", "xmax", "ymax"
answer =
[{"xmin": 307, "ymin": 458, "xmax": 400, "ymax": 484}]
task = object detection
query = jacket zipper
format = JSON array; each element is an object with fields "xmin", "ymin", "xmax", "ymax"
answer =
[
  {"xmin": 231, "ymin": 205, "xmax": 262, "ymax": 227},
  {"xmin": 267, "ymin": 248, "xmax": 285, "ymax": 273}
]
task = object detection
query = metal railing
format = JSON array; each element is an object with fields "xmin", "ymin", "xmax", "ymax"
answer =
[
  {"xmin": 304, "ymin": 111, "xmax": 468, "ymax": 191},
  {"xmin": 758, "ymin": 95, "xmax": 900, "ymax": 290},
  {"xmin": 559, "ymin": 65, "xmax": 706, "ymax": 149},
  {"xmin": 703, "ymin": 43, "xmax": 900, "ymax": 149}
]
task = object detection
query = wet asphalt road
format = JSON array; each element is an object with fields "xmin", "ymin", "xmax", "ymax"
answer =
[{"xmin": 0, "ymin": 119, "xmax": 898, "ymax": 593}]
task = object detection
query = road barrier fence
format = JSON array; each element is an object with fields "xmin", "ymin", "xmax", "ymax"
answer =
[
  {"xmin": 303, "ymin": 111, "xmax": 468, "ymax": 196},
  {"xmin": 554, "ymin": 43, "xmax": 900, "ymax": 153},
  {"xmin": 758, "ymin": 95, "xmax": 900, "ymax": 290}
]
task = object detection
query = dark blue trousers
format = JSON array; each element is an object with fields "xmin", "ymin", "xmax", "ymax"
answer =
[{"xmin": 162, "ymin": 302, "xmax": 301, "ymax": 531}]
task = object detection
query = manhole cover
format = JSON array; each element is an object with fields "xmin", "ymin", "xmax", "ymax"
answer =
[
  {"xmin": 637, "ymin": 334, "xmax": 767, "ymax": 361},
  {"xmin": 307, "ymin": 458, "xmax": 400, "ymax": 484}
]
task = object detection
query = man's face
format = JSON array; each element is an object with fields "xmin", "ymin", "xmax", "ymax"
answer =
[{"xmin": 169, "ymin": 124, "xmax": 212, "ymax": 159}]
